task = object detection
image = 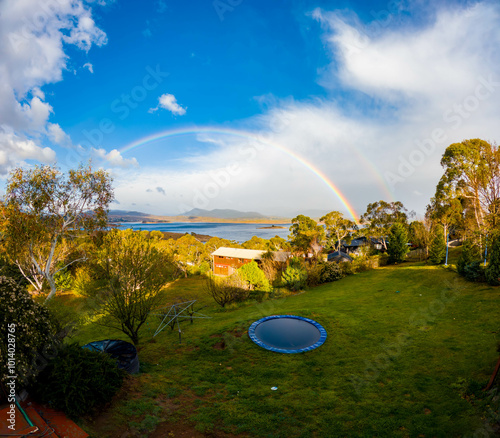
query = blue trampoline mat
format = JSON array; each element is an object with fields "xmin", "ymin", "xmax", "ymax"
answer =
[{"xmin": 249, "ymin": 315, "xmax": 327, "ymax": 353}]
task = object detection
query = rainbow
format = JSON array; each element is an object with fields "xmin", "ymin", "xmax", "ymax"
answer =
[{"xmin": 118, "ymin": 127, "xmax": 389, "ymax": 224}]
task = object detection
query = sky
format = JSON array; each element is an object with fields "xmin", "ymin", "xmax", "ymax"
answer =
[{"xmin": 0, "ymin": 0, "xmax": 499, "ymax": 220}]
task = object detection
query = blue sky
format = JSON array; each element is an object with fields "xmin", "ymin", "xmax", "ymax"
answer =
[{"xmin": 1, "ymin": 0, "xmax": 499, "ymax": 219}]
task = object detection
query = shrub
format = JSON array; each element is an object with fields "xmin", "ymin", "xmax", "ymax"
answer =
[
  {"xmin": 0, "ymin": 276, "xmax": 58, "ymax": 386},
  {"xmin": 485, "ymin": 233, "xmax": 500, "ymax": 286},
  {"xmin": 281, "ymin": 265, "xmax": 307, "ymax": 291},
  {"xmin": 305, "ymin": 263, "xmax": 323, "ymax": 287},
  {"xmin": 463, "ymin": 261, "xmax": 486, "ymax": 282},
  {"xmin": 320, "ymin": 262, "xmax": 345, "ymax": 283},
  {"xmin": 351, "ymin": 255, "xmax": 373, "ymax": 272},
  {"xmin": 237, "ymin": 261, "xmax": 271, "ymax": 291},
  {"xmin": 30, "ymin": 343, "xmax": 124, "ymax": 419},
  {"xmin": 387, "ymin": 223, "xmax": 410, "ymax": 264},
  {"xmin": 54, "ymin": 267, "xmax": 73, "ymax": 291},
  {"xmin": 429, "ymin": 225, "xmax": 447, "ymax": 265},
  {"xmin": 204, "ymin": 276, "xmax": 248, "ymax": 307},
  {"xmin": 457, "ymin": 240, "xmax": 479, "ymax": 276}
]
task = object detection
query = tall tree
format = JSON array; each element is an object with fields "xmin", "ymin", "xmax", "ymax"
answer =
[
  {"xmin": 429, "ymin": 225, "xmax": 447, "ymax": 265},
  {"xmin": 359, "ymin": 201, "xmax": 411, "ymax": 250},
  {"xmin": 485, "ymin": 233, "xmax": 500, "ymax": 286},
  {"xmin": 387, "ymin": 223, "xmax": 410, "ymax": 264},
  {"xmin": 438, "ymin": 139, "xmax": 500, "ymax": 234},
  {"xmin": 288, "ymin": 215, "xmax": 325, "ymax": 259},
  {"xmin": 1, "ymin": 164, "xmax": 113, "ymax": 301},
  {"xmin": 95, "ymin": 229, "xmax": 174, "ymax": 345},
  {"xmin": 320, "ymin": 211, "xmax": 357, "ymax": 252}
]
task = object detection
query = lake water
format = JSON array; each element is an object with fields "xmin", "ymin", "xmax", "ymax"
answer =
[{"xmin": 115, "ymin": 222, "xmax": 290, "ymax": 243}]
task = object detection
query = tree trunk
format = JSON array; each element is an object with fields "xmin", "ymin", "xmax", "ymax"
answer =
[{"xmin": 45, "ymin": 274, "xmax": 57, "ymax": 301}]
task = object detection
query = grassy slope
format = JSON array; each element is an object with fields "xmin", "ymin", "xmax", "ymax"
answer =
[{"xmin": 70, "ymin": 262, "xmax": 500, "ymax": 438}]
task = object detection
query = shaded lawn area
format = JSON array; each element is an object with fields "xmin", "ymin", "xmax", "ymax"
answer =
[{"xmin": 70, "ymin": 262, "xmax": 500, "ymax": 437}]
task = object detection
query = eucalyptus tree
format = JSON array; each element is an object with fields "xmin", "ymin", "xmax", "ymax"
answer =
[
  {"xmin": 320, "ymin": 210, "xmax": 357, "ymax": 252},
  {"xmin": 1, "ymin": 164, "xmax": 113, "ymax": 301}
]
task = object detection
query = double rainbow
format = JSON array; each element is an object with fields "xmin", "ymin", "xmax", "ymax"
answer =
[{"xmin": 119, "ymin": 127, "xmax": 393, "ymax": 224}]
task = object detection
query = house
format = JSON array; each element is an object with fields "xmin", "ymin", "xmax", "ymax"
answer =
[
  {"xmin": 340, "ymin": 236, "xmax": 388, "ymax": 254},
  {"xmin": 211, "ymin": 247, "xmax": 290, "ymax": 276},
  {"xmin": 327, "ymin": 251, "xmax": 353, "ymax": 263},
  {"xmin": 341, "ymin": 236, "xmax": 368, "ymax": 255}
]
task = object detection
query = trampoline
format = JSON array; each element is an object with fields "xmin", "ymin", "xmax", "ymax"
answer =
[
  {"xmin": 82, "ymin": 339, "xmax": 140, "ymax": 374},
  {"xmin": 248, "ymin": 315, "xmax": 327, "ymax": 353}
]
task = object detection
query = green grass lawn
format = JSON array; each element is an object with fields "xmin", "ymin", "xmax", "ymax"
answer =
[{"xmin": 69, "ymin": 261, "xmax": 500, "ymax": 437}]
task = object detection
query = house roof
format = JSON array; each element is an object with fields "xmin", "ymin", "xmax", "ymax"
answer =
[
  {"xmin": 211, "ymin": 247, "xmax": 290, "ymax": 262},
  {"xmin": 327, "ymin": 251, "xmax": 353, "ymax": 262}
]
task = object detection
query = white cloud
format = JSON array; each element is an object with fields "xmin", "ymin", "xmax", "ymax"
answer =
[
  {"xmin": 92, "ymin": 148, "xmax": 139, "ymax": 168},
  {"xmin": 113, "ymin": 2, "xmax": 500, "ymax": 217},
  {"xmin": 149, "ymin": 93, "xmax": 187, "ymax": 115},
  {"xmin": 83, "ymin": 62, "xmax": 94, "ymax": 73},
  {"xmin": 0, "ymin": 129, "xmax": 56, "ymax": 175},
  {"xmin": 0, "ymin": 0, "xmax": 107, "ymax": 172}
]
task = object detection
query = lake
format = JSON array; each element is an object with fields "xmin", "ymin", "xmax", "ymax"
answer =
[{"xmin": 115, "ymin": 222, "xmax": 291, "ymax": 243}]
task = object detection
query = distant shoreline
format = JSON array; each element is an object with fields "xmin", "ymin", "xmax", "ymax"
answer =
[{"xmin": 109, "ymin": 218, "xmax": 290, "ymax": 225}]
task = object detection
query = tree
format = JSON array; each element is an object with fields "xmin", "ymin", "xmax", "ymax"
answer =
[
  {"xmin": 387, "ymin": 223, "xmax": 410, "ymax": 264},
  {"xmin": 288, "ymin": 215, "xmax": 325, "ymax": 259},
  {"xmin": 359, "ymin": 201, "xmax": 411, "ymax": 250},
  {"xmin": 485, "ymin": 233, "xmax": 500, "ymax": 286},
  {"xmin": 408, "ymin": 220, "xmax": 431, "ymax": 255},
  {"xmin": 242, "ymin": 236, "xmax": 267, "ymax": 250},
  {"xmin": 438, "ymin": 139, "xmax": 500, "ymax": 234},
  {"xmin": 320, "ymin": 211, "xmax": 357, "ymax": 252},
  {"xmin": 237, "ymin": 261, "xmax": 271, "ymax": 291},
  {"xmin": 95, "ymin": 229, "xmax": 174, "ymax": 345},
  {"xmin": 174, "ymin": 234, "xmax": 204, "ymax": 277},
  {"xmin": 457, "ymin": 239, "xmax": 479, "ymax": 276},
  {"xmin": 267, "ymin": 235, "xmax": 291, "ymax": 252},
  {"xmin": 429, "ymin": 225, "xmax": 447, "ymax": 265},
  {"xmin": 427, "ymin": 180, "xmax": 463, "ymax": 244},
  {"xmin": 1, "ymin": 164, "xmax": 113, "ymax": 301}
]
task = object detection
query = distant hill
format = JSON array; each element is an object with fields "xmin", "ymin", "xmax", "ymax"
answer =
[
  {"xmin": 109, "ymin": 210, "xmax": 150, "ymax": 217},
  {"xmin": 179, "ymin": 208, "xmax": 266, "ymax": 219}
]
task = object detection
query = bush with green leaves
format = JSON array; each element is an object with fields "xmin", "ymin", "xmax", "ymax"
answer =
[
  {"xmin": 387, "ymin": 223, "xmax": 410, "ymax": 264},
  {"xmin": 485, "ymin": 233, "xmax": 500, "ymax": 286},
  {"xmin": 204, "ymin": 275, "xmax": 248, "ymax": 307},
  {"xmin": 0, "ymin": 276, "xmax": 58, "ymax": 386},
  {"xmin": 457, "ymin": 239, "xmax": 478, "ymax": 276},
  {"xmin": 281, "ymin": 258, "xmax": 307, "ymax": 291},
  {"xmin": 30, "ymin": 343, "xmax": 124, "ymax": 419},
  {"xmin": 320, "ymin": 262, "xmax": 345, "ymax": 283},
  {"xmin": 237, "ymin": 261, "xmax": 271, "ymax": 291},
  {"xmin": 463, "ymin": 261, "xmax": 486, "ymax": 282},
  {"xmin": 429, "ymin": 225, "xmax": 447, "ymax": 265},
  {"xmin": 54, "ymin": 267, "xmax": 73, "ymax": 291}
]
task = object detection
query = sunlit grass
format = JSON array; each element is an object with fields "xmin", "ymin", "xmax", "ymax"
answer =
[{"xmin": 65, "ymin": 259, "xmax": 499, "ymax": 437}]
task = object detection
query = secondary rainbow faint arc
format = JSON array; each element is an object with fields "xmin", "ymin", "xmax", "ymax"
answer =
[{"xmin": 119, "ymin": 127, "xmax": 360, "ymax": 224}]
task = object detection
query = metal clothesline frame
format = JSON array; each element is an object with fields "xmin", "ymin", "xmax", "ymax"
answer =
[{"xmin": 151, "ymin": 300, "xmax": 211, "ymax": 340}]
